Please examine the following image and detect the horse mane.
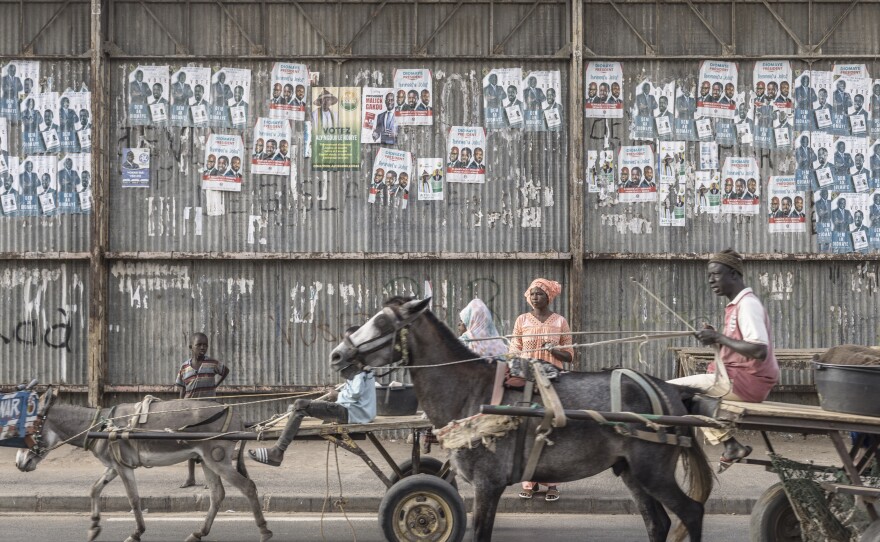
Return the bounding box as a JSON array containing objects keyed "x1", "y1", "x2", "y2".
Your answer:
[{"x1": 384, "y1": 296, "x2": 486, "y2": 361}]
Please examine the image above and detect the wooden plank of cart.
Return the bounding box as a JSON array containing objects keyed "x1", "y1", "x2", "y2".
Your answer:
[{"x1": 714, "y1": 400, "x2": 880, "y2": 541}]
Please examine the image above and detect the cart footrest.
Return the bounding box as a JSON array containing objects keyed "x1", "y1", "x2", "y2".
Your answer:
[{"x1": 819, "y1": 482, "x2": 880, "y2": 501}]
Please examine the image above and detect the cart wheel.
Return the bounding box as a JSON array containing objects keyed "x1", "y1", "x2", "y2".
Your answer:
[
  {"x1": 379, "y1": 474, "x2": 467, "y2": 542},
  {"x1": 749, "y1": 482, "x2": 802, "y2": 542},
  {"x1": 860, "y1": 519, "x2": 880, "y2": 541},
  {"x1": 390, "y1": 457, "x2": 458, "y2": 489}
]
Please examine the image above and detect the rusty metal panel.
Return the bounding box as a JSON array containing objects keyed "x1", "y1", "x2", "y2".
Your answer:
[
  {"x1": 112, "y1": 1, "x2": 185, "y2": 57},
  {"x1": 108, "y1": 59, "x2": 569, "y2": 254},
  {"x1": 106, "y1": 259, "x2": 567, "y2": 389},
  {"x1": 579, "y1": 259, "x2": 880, "y2": 380},
  {"x1": 813, "y1": 4, "x2": 880, "y2": 56},
  {"x1": 0, "y1": 261, "x2": 88, "y2": 386},
  {"x1": 0, "y1": 1, "x2": 91, "y2": 56}
]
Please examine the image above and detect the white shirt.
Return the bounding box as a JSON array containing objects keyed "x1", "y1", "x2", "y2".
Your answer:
[
  {"x1": 336, "y1": 371, "x2": 376, "y2": 424},
  {"x1": 727, "y1": 287, "x2": 769, "y2": 345}
]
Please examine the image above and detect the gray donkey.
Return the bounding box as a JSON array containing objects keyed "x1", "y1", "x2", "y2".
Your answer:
[{"x1": 15, "y1": 395, "x2": 272, "y2": 542}]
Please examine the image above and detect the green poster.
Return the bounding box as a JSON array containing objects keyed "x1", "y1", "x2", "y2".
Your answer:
[{"x1": 311, "y1": 87, "x2": 361, "y2": 171}]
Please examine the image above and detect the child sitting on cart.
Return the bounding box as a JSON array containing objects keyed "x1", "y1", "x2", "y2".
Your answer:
[{"x1": 250, "y1": 342, "x2": 376, "y2": 467}]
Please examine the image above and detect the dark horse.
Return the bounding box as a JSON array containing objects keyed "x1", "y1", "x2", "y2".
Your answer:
[{"x1": 331, "y1": 297, "x2": 713, "y2": 542}]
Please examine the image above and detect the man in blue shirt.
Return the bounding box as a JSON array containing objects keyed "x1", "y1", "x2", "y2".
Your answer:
[{"x1": 250, "y1": 343, "x2": 376, "y2": 467}]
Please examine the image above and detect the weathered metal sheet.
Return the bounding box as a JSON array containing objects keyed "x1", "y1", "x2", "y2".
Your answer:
[
  {"x1": 0, "y1": 261, "x2": 88, "y2": 386},
  {"x1": 106, "y1": 259, "x2": 567, "y2": 388},
  {"x1": 578, "y1": 260, "x2": 880, "y2": 380},
  {"x1": 0, "y1": 1, "x2": 91, "y2": 56}
]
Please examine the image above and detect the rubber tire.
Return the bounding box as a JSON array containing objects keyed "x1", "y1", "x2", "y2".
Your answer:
[
  {"x1": 860, "y1": 519, "x2": 880, "y2": 542},
  {"x1": 379, "y1": 474, "x2": 467, "y2": 542},
  {"x1": 390, "y1": 457, "x2": 458, "y2": 489},
  {"x1": 749, "y1": 482, "x2": 802, "y2": 542}
]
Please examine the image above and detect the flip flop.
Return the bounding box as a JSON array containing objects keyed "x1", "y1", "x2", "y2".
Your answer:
[
  {"x1": 545, "y1": 486, "x2": 560, "y2": 502},
  {"x1": 518, "y1": 484, "x2": 539, "y2": 499},
  {"x1": 249, "y1": 448, "x2": 282, "y2": 467},
  {"x1": 718, "y1": 445, "x2": 752, "y2": 473}
]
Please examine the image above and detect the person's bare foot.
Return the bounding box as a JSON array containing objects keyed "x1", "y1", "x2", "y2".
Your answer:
[{"x1": 179, "y1": 479, "x2": 196, "y2": 488}]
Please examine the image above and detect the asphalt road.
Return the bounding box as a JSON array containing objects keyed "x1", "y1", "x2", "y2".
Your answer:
[{"x1": 0, "y1": 512, "x2": 751, "y2": 541}]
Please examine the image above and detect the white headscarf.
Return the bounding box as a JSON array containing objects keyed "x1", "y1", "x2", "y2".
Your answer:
[{"x1": 459, "y1": 298, "x2": 508, "y2": 359}]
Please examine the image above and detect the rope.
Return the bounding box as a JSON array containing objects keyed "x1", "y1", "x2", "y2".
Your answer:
[
  {"x1": 320, "y1": 440, "x2": 357, "y2": 542},
  {"x1": 463, "y1": 329, "x2": 694, "y2": 342}
]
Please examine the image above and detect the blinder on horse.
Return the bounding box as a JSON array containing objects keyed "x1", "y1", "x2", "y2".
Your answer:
[{"x1": 25, "y1": 385, "x2": 58, "y2": 458}]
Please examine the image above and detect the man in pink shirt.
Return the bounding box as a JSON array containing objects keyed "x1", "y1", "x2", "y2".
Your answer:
[{"x1": 669, "y1": 249, "x2": 779, "y2": 472}]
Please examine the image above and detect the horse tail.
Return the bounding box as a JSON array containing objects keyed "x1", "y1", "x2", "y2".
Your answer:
[
  {"x1": 235, "y1": 441, "x2": 250, "y2": 479},
  {"x1": 669, "y1": 429, "x2": 713, "y2": 542}
]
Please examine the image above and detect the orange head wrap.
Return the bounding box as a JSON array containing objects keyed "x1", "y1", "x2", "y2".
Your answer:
[{"x1": 524, "y1": 278, "x2": 562, "y2": 307}]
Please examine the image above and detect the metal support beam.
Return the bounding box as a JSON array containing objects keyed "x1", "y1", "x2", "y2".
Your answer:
[
  {"x1": 21, "y1": 0, "x2": 71, "y2": 55},
  {"x1": 569, "y1": 0, "x2": 585, "y2": 369},
  {"x1": 215, "y1": 0, "x2": 265, "y2": 54},
  {"x1": 760, "y1": 0, "x2": 809, "y2": 53},
  {"x1": 341, "y1": 0, "x2": 388, "y2": 55},
  {"x1": 88, "y1": 0, "x2": 108, "y2": 408},
  {"x1": 138, "y1": 0, "x2": 190, "y2": 55},
  {"x1": 607, "y1": 0, "x2": 655, "y2": 55},
  {"x1": 683, "y1": 0, "x2": 732, "y2": 55},
  {"x1": 812, "y1": 0, "x2": 860, "y2": 52},
  {"x1": 416, "y1": 0, "x2": 465, "y2": 54},
  {"x1": 491, "y1": 0, "x2": 540, "y2": 54}
]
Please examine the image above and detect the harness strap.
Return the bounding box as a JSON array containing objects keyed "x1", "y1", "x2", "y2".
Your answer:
[
  {"x1": 179, "y1": 407, "x2": 230, "y2": 430},
  {"x1": 610, "y1": 369, "x2": 664, "y2": 415},
  {"x1": 108, "y1": 430, "x2": 140, "y2": 469},
  {"x1": 520, "y1": 360, "x2": 567, "y2": 482},
  {"x1": 490, "y1": 362, "x2": 507, "y2": 406},
  {"x1": 510, "y1": 380, "x2": 534, "y2": 484},
  {"x1": 82, "y1": 409, "x2": 103, "y2": 451}
]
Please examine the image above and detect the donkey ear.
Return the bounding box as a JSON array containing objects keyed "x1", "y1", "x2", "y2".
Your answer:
[{"x1": 402, "y1": 297, "x2": 431, "y2": 316}]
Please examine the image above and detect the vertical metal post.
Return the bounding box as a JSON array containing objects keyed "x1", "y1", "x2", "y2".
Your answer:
[
  {"x1": 88, "y1": 0, "x2": 108, "y2": 408},
  {"x1": 568, "y1": 0, "x2": 585, "y2": 368}
]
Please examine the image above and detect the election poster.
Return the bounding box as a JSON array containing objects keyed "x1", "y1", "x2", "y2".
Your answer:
[
  {"x1": 869, "y1": 189, "x2": 880, "y2": 250},
  {"x1": 794, "y1": 132, "x2": 815, "y2": 190},
  {"x1": 251, "y1": 117, "x2": 292, "y2": 175},
  {"x1": 832, "y1": 136, "x2": 867, "y2": 192},
  {"x1": 810, "y1": 131, "x2": 834, "y2": 189},
  {"x1": 169, "y1": 67, "x2": 210, "y2": 127},
  {"x1": 716, "y1": 91, "x2": 746, "y2": 146},
  {"x1": 362, "y1": 87, "x2": 397, "y2": 144},
  {"x1": 202, "y1": 134, "x2": 244, "y2": 192},
  {"x1": 793, "y1": 72, "x2": 818, "y2": 131},
  {"x1": 870, "y1": 141, "x2": 880, "y2": 189},
  {"x1": 209, "y1": 67, "x2": 250, "y2": 129},
  {"x1": 0, "y1": 119, "x2": 6, "y2": 175},
  {"x1": 697, "y1": 61, "x2": 738, "y2": 119},
  {"x1": 446, "y1": 126, "x2": 486, "y2": 184},
  {"x1": 483, "y1": 68, "x2": 522, "y2": 130},
  {"x1": 658, "y1": 141, "x2": 686, "y2": 181},
  {"x1": 696, "y1": 117, "x2": 713, "y2": 141},
  {"x1": 0, "y1": 157, "x2": 19, "y2": 216},
  {"x1": 59, "y1": 90, "x2": 90, "y2": 153},
  {"x1": 809, "y1": 71, "x2": 834, "y2": 133},
  {"x1": 846, "y1": 77, "x2": 871, "y2": 137},
  {"x1": 829, "y1": 192, "x2": 867, "y2": 254},
  {"x1": 18, "y1": 155, "x2": 56, "y2": 216},
  {"x1": 120, "y1": 147, "x2": 150, "y2": 188},
  {"x1": 311, "y1": 87, "x2": 361, "y2": 171},
  {"x1": 830, "y1": 64, "x2": 869, "y2": 136},
  {"x1": 767, "y1": 176, "x2": 806, "y2": 233},
  {"x1": 870, "y1": 81, "x2": 880, "y2": 139},
  {"x1": 699, "y1": 141, "x2": 718, "y2": 171},
  {"x1": 813, "y1": 188, "x2": 834, "y2": 249},
  {"x1": 617, "y1": 145, "x2": 657, "y2": 203},
  {"x1": 394, "y1": 69, "x2": 433, "y2": 126},
  {"x1": 753, "y1": 61, "x2": 792, "y2": 111},
  {"x1": 417, "y1": 157, "x2": 444, "y2": 201},
  {"x1": 630, "y1": 80, "x2": 658, "y2": 141},
  {"x1": 655, "y1": 82, "x2": 676, "y2": 141},
  {"x1": 368, "y1": 148, "x2": 413, "y2": 209},
  {"x1": 58, "y1": 153, "x2": 90, "y2": 213},
  {"x1": 269, "y1": 62, "x2": 309, "y2": 121},
  {"x1": 734, "y1": 94, "x2": 754, "y2": 145},
  {"x1": 521, "y1": 70, "x2": 562, "y2": 132},
  {"x1": 584, "y1": 62, "x2": 624, "y2": 119},
  {"x1": 127, "y1": 65, "x2": 169, "y2": 126},
  {"x1": 21, "y1": 92, "x2": 59, "y2": 154},
  {"x1": 1, "y1": 60, "x2": 39, "y2": 121},
  {"x1": 694, "y1": 170, "x2": 721, "y2": 215},
  {"x1": 658, "y1": 178, "x2": 686, "y2": 227},
  {"x1": 721, "y1": 156, "x2": 760, "y2": 214},
  {"x1": 674, "y1": 80, "x2": 698, "y2": 140},
  {"x1": 587, "y1": 149, "x2": 614, "y2": 194}
]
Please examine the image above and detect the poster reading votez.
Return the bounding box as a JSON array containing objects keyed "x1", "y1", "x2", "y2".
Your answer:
[
  {"x1": 697, "y1": 61, "x2": 738, "y2": 119},
  {"x1": 202, "y1": 134, "x2": 244, "y2": 192},
  {"x1": 394, "y1": 69, "x2": 433, "y2": 126},
  {"x1": 584, "y1": 62, "x2": 624, "y2": 119},
  {"x1": 446, "y1": 126, "x2": 486, "y2": 183}
]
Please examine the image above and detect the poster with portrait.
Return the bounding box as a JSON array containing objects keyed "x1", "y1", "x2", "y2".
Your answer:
[
  {"x1": 520, "y1": 70, "x2": 561, "y2": 132},
  {"x1": 362, "y1": 87, "x2": 397, "y2": 144},
  {"x1": 394, "y1": 69, "x2": 433, "y2": 126},
  {"x1": 21, "y1": 92, "x2": 59, "y2": 154},
  {"x1": 120, "y1": 147, "x2": 150, "y2": 188},
  {"x1": 870, "y1": 140, "x2": 880, "y2": 189},
  {"x1": 368, "y1": 148, "x2": 413, "y2": 208},
  {"x1": 793, "y1": 72, "x2": 818, "y2": 131},
  {"x1": 202, "y1": 134, "x2": 244, "y2": 192},
  {"x1": 208, "y1": 67, "x2": 249, "y2": 129},
  {"x1": 0, "y1": 119, "x2": 7, "y2": 174},
  {"x1": 829, "y1": 192, "x2": 867, "y2": 254},
  {"x1": 754, "y1": 61, "x2": 792, "y2": 111},
  {"x1": 251, "y1": 117, "x2": 292, "y2": 176},
  {"x1": 846, "y1": 77, "x2": 871, "y2": 137},
  {"x1": 127, "y1": 65, "x2": 169, "y2": 126},
  {"x1": 830, "y1": 64, "x2": 869, "y2": 136},
  {"x1": 57, "y1": 153, "x2": 89, "y2": 213},
  {"x1": 715, "y1": 93, "x2": 744, "y2": 147},
  {"x1": 658, "y1": 178, "x2": 686, "y2": 227},
  {"x1": 268, "y1": 62, "x2": 309, "y2": 121},
  {"x1": 721, "y1": 156, "x2": 760, "y2": 214},
  {"x1": 0, "y1": 157, "x2": 19, "y2": 216},
  {"x1": 697, "y1": 61, "x2": 738, "y2": 119},
  {"x1": 809, "y1": 131, "x2": 834, "y2": 189},
  {"x1": 850, "y1": 141, "x2": 872, "y2": 194},
  {"x1": 587, "y1": 149, "x2": 614, "y2": 194},
  {"x1": 483, "y1": 68, "x2": 522, "y2": 130},
  {"x1": 17, "y1": 155, "x2": 56, "y2": 216},
  {"x1": 767, "y1": 176, "x2": 806, "y2": 233},
  {"x1": 868, "y1": 189, "x2": 880, "y2": 250},
  {"x1": 657, "y1": 141, "x2": 686, "y2": 181},
  {"x1": 793, "y1": 132, "x2": 815, "y2": 190},
  {"x1": 417, "y1": 157, "x2": 444, "y2": 201},
  {"x1": 832, "y1": 136, "x2": 867, "y2": 192},
  {"x1": 674, "y1": 80, "x2": 698, "y2": 140},
  {"x1": 695, "y1": 117, "x2": 714, "y2": 141},
  {"x1": 584, "y1": 62, "x2": 624, "y2": 119},
  {"x1": 699, "y1": 141, "x2": 718, "y2": 171},
  {"x1": 1, "y1": 60, "x2": 39, "y2": 121},
  {"x1": 617, "y1": 145, "x2": 657, "y2": 203},
  {"x1": 311, "y1": 87, "x2": 361, "y2": 171},
  {"x1": 446, "y1": 126, "x2": 486, "y2": 184},
  {"x1": 733, "y1": 93, "x2": 754, "y2": 145},
  {"x1": 58, "y1": 90, "x2": 90, "y2": 153},
  {"x1": 168, "y1": 67, "x2": 210, "y2": 127},
  {"x1": 630, "y1": 80, "x2": 658, "y2": 141},
  {"x1": 869, "y1": 81, "x2": 880, "y2": 139},
  {"x1": 694, "y1": 170, "x2": 721, "y2": 215},
  {"x1": 806, "y1": 71, "x2": 834, "y2": 133}
]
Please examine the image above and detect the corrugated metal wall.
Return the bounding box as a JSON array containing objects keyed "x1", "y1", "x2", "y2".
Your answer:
[{"x1": 1, "y1": 1, "x2": 878, "y2": 414}]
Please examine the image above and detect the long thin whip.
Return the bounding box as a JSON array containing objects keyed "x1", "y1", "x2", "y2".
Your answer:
[{"x1": 629, "y1": 277, "x2": 698, "y2": 332}]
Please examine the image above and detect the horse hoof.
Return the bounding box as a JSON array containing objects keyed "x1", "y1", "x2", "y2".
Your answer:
[
  {"x1": 260, "y1": 531, "x2": 273, "y2": 542},
  {"x1": 87, "y1": 527, "x2": 101, "y2": 542},
  {"x1": 185, "y1": 533, "x2": 202, "y2": 542}
]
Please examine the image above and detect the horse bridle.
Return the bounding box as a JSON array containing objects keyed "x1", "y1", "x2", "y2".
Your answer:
[
  {"x1": 25, "y1": 386, "x2": 58, "y2": 458},
  {"x1": 342, "y1": 305, "x2": 429, "y2": 372}
]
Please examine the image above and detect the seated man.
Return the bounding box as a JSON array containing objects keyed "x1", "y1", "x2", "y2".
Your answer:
[
  {"x1": 668, "y1": 249, "x2": 779, "y2": 473},
  {"x1": 249, "y1": 340, "x2": 376, "y2": 467}
]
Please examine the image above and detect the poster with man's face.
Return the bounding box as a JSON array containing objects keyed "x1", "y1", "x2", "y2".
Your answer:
[
  {"x1": 617, "y1": 145, "x2": 657, "y2": 203},
  {"x1": 169, "y1": 67, "x2": 210, "y2": 127},
  {"x1": 446, "y1": 126, "x2": 486, "y2": 184},
  {"x1": 368, "y1": 147, "x2": 413, "y2": 208},
  {"x1": 767, "y1": 175, "x2": 806, "y2": 233},
  {"x1": 210, "y1": 67, "x2": 250, "y2": 128},
  {"x1": 127, "y1": 65, "x2": 169, "y2": 126},
  {"x1": 20, "y1": 92, "x2": 59, "y2": 155},
  {"x1": 59, "y1": 90, "x2": 91, "y2": 153},
  {"x1": 251, "y1": 117, "x2": 292, "y2": 176},
  {"x1": 268, "y1": 62, "x2": 310, "y2": 121},
  {"x1": 720, "y1": 156, "x2": 760, "y2": 215},
  {"x1": 58, "y1": 152, "x2": 91, "y2": 213},
  {"x1": 394, "y1": 69, "x2": 433, "y2": 127},
  {"x1": 417, "y1": 157, "x2": 444, "y2": 201},
  {"x1": 202, "y1": 134, "x2": 244, "y2": 192},
  {"x1": 483, "y1": 68, "x2": 523, "y2": 130},
  {"x1": 1, "y1": 60, "x2": 39, "y2": 121},
  {"x1": 520, "y1": 70, "x2": 562, "y2": 132},
  {"x1": 584, "y1": 62, "x2": 624, "y2": 119},
  {"x1": 362, "y1": 87, "x2": 398, "y2": 144},
  {"x1": 697, "y1": 61, "x2": 738, "y2": 119}
]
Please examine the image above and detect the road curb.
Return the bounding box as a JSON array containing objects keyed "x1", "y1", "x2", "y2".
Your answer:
[{"x1": 0, "y1": 495, "x2": 756, "y2": 515}]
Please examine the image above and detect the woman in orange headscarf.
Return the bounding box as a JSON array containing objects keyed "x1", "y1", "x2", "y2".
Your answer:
[{"x1": 509, "y1": 278, "x2": 574, "y2": 502}]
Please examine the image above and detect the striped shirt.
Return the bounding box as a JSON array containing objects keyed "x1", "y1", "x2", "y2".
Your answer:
[{"x1": 175, "y1": 358, "x2": 227, "y2": 398}]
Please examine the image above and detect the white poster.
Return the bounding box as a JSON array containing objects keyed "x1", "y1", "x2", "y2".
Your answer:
[
  {"x1": 699, "y1": 141, "x2": 718, "y2": 171},
  {"x1": 18, "y1": 155, "x2": 57, "y2": 215},
  {"x1": 202, "y1": 134, "x2": 244, "y2": 192},
  {"x1": 694, "y1": 170, "x2": 721, "y2": 214},
  {"x1": 59, "y1": 90, "x2": 90, "y2": 153},
  {"x1": 394, "y1": 68, "x2": 433, "y2": 126},
  {"x1": 617, "y1": 145, "x2": 657, "y2": 203},
  {"x1": 521, "y1": 70, "x2": 562, "y2": 132},
  {"x1": 659, "y1": 178, "x2": 686, "y2": 227},
  {"x1": 584, "y1": 62, "x2": 624, "y2": 119},
  {"x1": 21, "y1": 92, "x2": 59, "y2": 154},
  {"x1": 169, "y1": 67, "x2": 210, "y2": 127},
  {"x1": 369, "y1": 148, "x2": 413, "y2": 208},
  {"x1": 417, "y1": 158, "x2": 444, "y2": 201},
  {"x1": 362, "y1": 87, "x2": 397, "y2": 144},
  {"x1": 446, "y1": 126, "x2": 486, "y2": 183},
  {"x1": 1, "y1": 60, "x2": 39, "y2": 121},
  {"x1": 768, "y1": 176, "x2": 807, "y2": 233},
  {"x1": 484, "y1": 68, "x2": 523, "y2": 130},
  {"x1": 251, "y1": 117, "x2": 292, "y2": 176},
  {"x1": 697, "y1": 61, "x2": 738, "y2": 119},
  {"x1": 269, "y1": 62, "x2": 309, "y2": 121},
  {"x1": 208, "y1": 67, "x2": 250, "y2": 128},
  {"x1": 658, "y1": 141, "x2": 686, "y2": 181},
  {"x1": 721, "y1": 156, "x2": 760, "y2": 214},
  {"x1": 127, "y1": 65, "x2": 169, "y2": 126}
]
